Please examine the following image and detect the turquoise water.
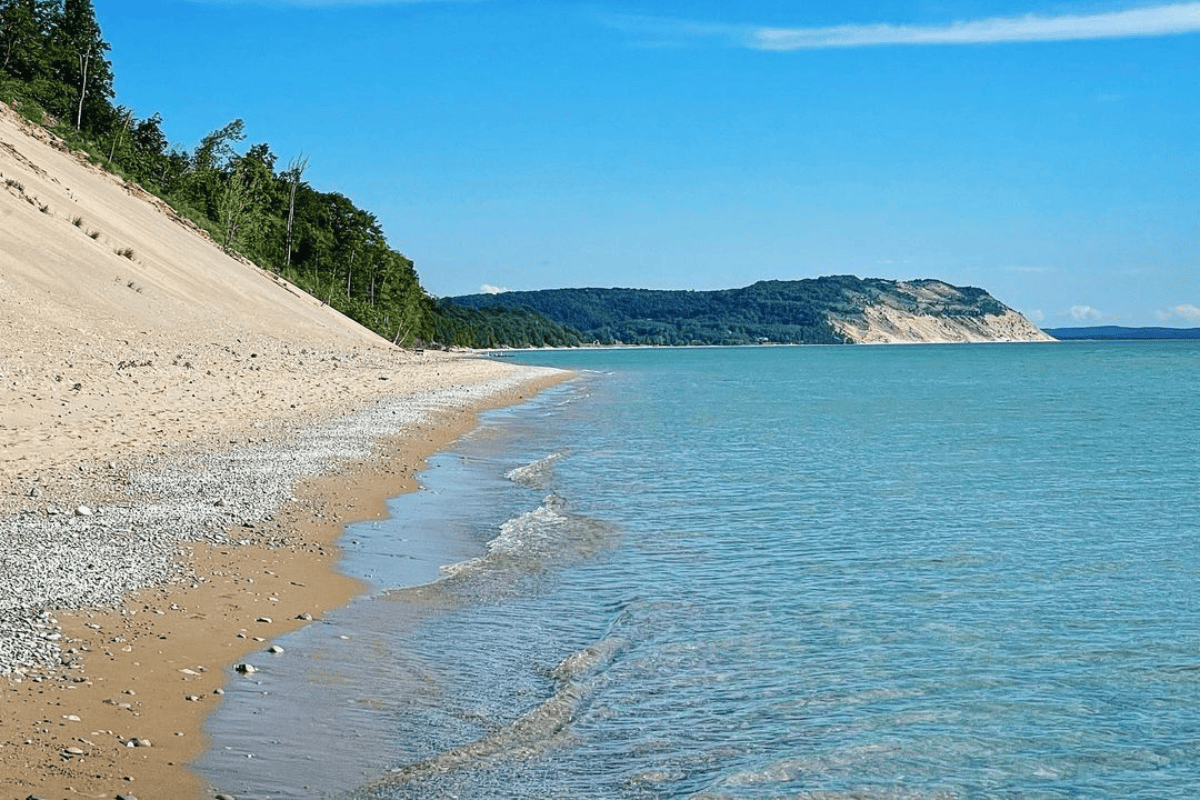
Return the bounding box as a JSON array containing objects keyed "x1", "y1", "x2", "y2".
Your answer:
[{"x1": 201, "y1": 342, "x2": 1200, "y2": 799}]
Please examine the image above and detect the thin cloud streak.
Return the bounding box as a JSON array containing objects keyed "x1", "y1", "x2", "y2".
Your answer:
[
  {"x1": 757, "y1": 3, "x2": 1200, "y2": 49},
  {"x1": 608, "y1": 4, "x2": 1200, "y2": 50}
]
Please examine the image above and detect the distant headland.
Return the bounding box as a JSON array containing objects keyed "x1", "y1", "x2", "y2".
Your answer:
[{"x1": 451, "y1": 277, "x2": 1053, "y2": 346}]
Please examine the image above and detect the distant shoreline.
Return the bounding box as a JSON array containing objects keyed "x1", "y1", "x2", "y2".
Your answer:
[
  {"x1": 481, "y1": 338, "x2": 1058, "y2": 356},
  {"x1": 481, "y1": 330, "x2": 1200, "y2": 353},
  {"x1": 1043, "y1": 326, "x2": 1200, "y2": 340}
]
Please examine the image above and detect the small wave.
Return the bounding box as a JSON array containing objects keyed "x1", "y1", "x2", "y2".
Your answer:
[
  {"x1": 363, "y1": 631, "x2": 627, "y2": 792},
  {"x1": 435, "y1": 493, "x2": 614, "y2": 591},
  {"x1": 505, "y1": 453, "x2": 563, "y2": 490},
  {"x1": 381, "y1": 493, "x2": 617, "y2": 610},
  {"x1": 551, "y1": 634, "x2": 627, "y2": 683}
]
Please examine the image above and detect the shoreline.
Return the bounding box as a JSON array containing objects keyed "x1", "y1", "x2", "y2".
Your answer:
[
  {"x1": 2, "y1": 94, "x2": 577, "y2": 798},
  {"x1": 0, "y1": 363, "x2": 569, "y2": 800}
]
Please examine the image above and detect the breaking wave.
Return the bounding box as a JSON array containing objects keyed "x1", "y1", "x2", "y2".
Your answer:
[
  {"x1": 504, "y1": 453, "x2": 563, "y2": 490},
  {"x1": 430, "y1": 493, "x2": 615, "y2": 602}
]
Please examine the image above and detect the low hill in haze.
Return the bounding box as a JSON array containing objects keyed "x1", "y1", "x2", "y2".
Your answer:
[
  {"x1": 1044, "y1": 326, "x2": 1200, "y2": 340},
  {"x1": 451, "y1": 277, "x2": 1053, "y2": 346}
]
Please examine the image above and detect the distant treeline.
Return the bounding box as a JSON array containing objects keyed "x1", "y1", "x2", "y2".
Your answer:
[
  {"x1": 453, "y1": 277, "x2": 1009, "y2": 346},
  {"x1": 0, "y1": 0, "x2": 555, "y2": 349},
  {"x1": 430, "y1": 300, "x2": 583, "y2": 348}
]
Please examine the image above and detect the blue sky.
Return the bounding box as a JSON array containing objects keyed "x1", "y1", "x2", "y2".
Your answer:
[{"x1": 98, "y1": 1, "x2": 1198, "y2": 327}]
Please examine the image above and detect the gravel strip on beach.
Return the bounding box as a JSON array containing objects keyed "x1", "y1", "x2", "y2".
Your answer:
[{"x1": 0, "y1": 366, "x2": 560, "y2": 677}]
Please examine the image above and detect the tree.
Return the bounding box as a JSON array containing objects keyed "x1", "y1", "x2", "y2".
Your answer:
[
  {"x1": 217, "y1": 142, "x2": 275, "y2": 254},
  {"x1": 49, "y1": 0, "x2": 113, "y2": 131},
  {"x1": 192, "y1": 118, "x2": 245, "y2": 174},
  {"x1": 106, "y1": 102, "x2": 131, "y2": 161},
  {"x1": 0, "y1": 0, "x2": 51, "y2": 81},
  {"x1": 128, "y1": 111, "x2": 170, "y2": 184},
  {"x1": 186, "y1": 118, "x2": 245, "y2": 217},
  {"x1": 282, "y1": 154, "x2": 308, "y2": 269}
]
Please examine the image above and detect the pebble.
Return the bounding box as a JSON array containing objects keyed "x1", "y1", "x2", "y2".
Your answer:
[
  {"x1": 0, "y1": 370, "x2": 559, "y2": 677},
  {"x1": 235, "y1": 663, "x2": 257, "y2": 675},
  {"x1": 268, "y1": 645, "x2": 284, "y2": 654}
]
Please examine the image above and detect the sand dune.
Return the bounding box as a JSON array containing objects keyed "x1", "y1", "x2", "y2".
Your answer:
[
  {"x1": 0, "y1": 101, "x2": 561, "y2": 798},
  {"x1": 0, "y1": 101, "x2": 531, "y2": 510}
]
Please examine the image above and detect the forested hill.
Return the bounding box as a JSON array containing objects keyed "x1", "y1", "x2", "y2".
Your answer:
[{"x1": 451, "y1": 277, "x2": 1052, "y2": 346}]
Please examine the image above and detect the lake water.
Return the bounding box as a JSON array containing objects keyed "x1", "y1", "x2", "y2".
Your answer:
[{"x1": 198, "y1": 342, "x2": 1200, "y2": 799}]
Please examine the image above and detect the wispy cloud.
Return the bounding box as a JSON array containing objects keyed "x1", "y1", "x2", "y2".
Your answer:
[
  {"x1": 481, "y1": 284, "x2": 510, "y2": 295},
  {"x1": 606, "y1": 3, "x2": 1200, "y2": 50},
  {"x1": 1156, "y1": 303, "x2": 1200, "y2": 323},
  {"x1": 1070, "y1": 304, "x2": 1103, "y2": 322}
]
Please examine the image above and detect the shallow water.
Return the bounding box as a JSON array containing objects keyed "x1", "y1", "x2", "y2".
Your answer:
[{"x1": 200, "y1": 342, "x2": 1200, "y2": 799}]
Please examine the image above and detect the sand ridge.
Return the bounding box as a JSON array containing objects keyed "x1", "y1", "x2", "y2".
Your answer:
[{"x1": 1, "y1": 98, "x2": 461, "y2": 507}]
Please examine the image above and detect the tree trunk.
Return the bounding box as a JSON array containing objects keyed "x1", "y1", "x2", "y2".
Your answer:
[
  {"x1": 283, "y1": 156, "x2": 307, "y2": 269},
  {"x1": 75, "y1": 46, "x2": 91, "y2": 130},
  {"x1": 285, "y1": 181, "x2": 297, "y2": 268},
  {"x1": 108, "y1": 109, "x2": 132, "y2": 163}
]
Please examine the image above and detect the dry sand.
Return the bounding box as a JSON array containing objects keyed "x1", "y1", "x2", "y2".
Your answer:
[{"x1": 0, "y1": 101, "x2": 567, "y2": 798}]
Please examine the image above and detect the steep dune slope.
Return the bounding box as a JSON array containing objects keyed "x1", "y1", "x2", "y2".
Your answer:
[
  {"x1": 0, "y1": 102, "x2": 501, "y2": 508},
  {"x1": 828, "y1": 279, "x2": 1054, "y2": 344},
  {"x1": 0, "y1": 102, "x2": 382, "y2": 347}
]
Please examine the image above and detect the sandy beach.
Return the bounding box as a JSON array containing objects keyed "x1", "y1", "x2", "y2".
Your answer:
[{"x1": 0, "y1": 101, "x2": 566, "y2": 798}]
